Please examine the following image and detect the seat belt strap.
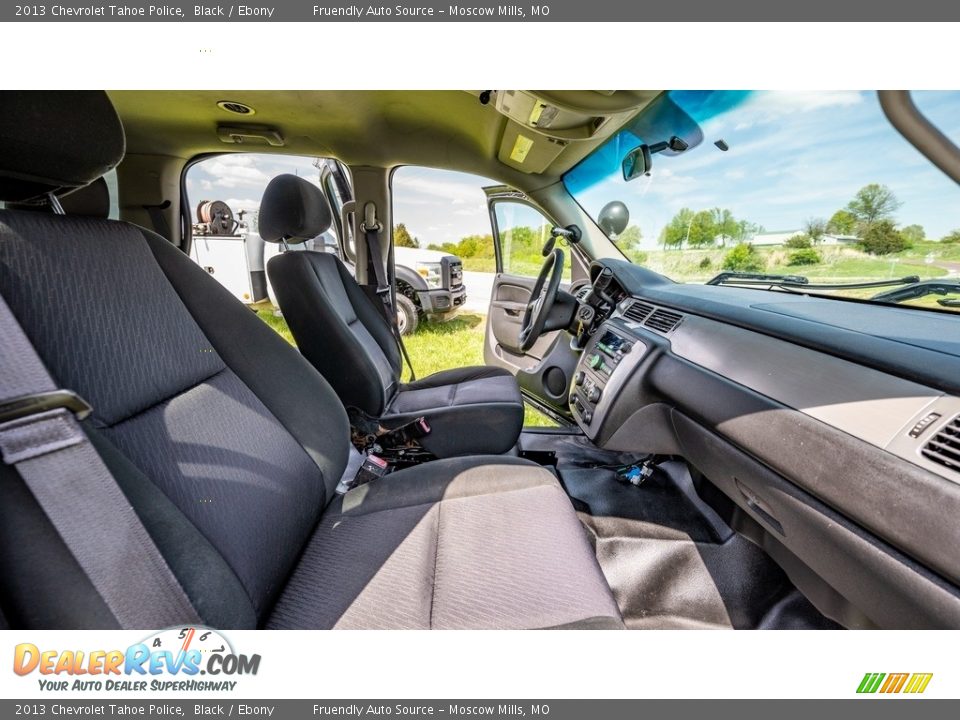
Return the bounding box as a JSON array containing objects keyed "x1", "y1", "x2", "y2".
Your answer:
[
  {"x1": 0, "y1": 294, "x2": 201, "y2": 629},
  {"x1": 362, "y1": 204, "x2": 416, "y2": 381},
  {"x1": 142, "y1": 200, "x2": 172, "y2": 240}
]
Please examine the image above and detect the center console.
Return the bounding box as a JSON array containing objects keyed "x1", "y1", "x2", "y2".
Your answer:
[{"x1": 569, "y1": 321, "x2": 647, "y2": 438}]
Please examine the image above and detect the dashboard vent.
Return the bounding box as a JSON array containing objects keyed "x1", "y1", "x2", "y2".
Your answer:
[
  {"x1": 644, "y1": 308, "x2": 684, "y2": 334},
  {"x1": 922, "y1": 415, "x2": 960, "y2": 473},
  {"x1": 623, "y1": 300, "x2": 655, "y2": 323}
]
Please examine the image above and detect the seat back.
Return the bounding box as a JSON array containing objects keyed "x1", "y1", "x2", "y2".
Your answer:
[
  {"x1": 0, "y1": 92, "x2": 350, "y2": 628},
  {"x1": 261, "y1": 174, "x2": 402, "y2": 416}
]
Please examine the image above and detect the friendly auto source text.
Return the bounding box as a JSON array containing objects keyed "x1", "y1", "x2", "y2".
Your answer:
[
  {"x1": 312, "y1": 5, "x2": 549, "y2": 17},
  {"x1": 312, "y1": 706, "x2": 544, "y2": 716}
]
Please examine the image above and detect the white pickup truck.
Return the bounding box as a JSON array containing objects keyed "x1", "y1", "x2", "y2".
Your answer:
[{"x1": 189, "y1": 200, "x2": 465, "y2": 335}]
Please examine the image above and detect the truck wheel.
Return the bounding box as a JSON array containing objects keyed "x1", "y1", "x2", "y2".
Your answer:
[{"x1": 396, "y1": 294, "x2": 419, "y2": 336}]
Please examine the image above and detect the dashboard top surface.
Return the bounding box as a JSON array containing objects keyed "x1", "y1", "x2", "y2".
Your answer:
[{"x1": 592, "y1": 259, "x2": 960, "y2": 395}]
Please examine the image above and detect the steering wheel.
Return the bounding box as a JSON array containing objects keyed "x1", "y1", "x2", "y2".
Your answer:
[{"x1": 519, "y1": 248, "x2": 565, "y2": 352}]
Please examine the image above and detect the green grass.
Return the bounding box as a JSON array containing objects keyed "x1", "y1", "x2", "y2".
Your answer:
[
  {"x1": 897, "y1": 240, "x2": 960, "y2": 263},
  {"x1": 460, "y1": 255, "x2": 572, "y2": 280},
  {"x1": 255, "y1": 305, "x2": 295, "y2": 344},
  {"x1": 255, "y1": 308, "x2": 556, "y2": 427},
  {"x1": 644, "y1": 244, "x2": 950, "y2": 285}
]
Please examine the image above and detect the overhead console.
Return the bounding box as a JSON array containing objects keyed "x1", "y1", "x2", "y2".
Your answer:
[{"x1": 480, "y1": 90, "x2": 658, "y2": 174}]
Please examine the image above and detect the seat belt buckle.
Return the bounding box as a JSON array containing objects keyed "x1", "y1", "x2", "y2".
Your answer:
[
  {"x1": 377, "y1": 416, "x2": 431, "y2": 449},
  {"x1": 0, "y1": 390, "x2": 92, "y2": 424},
  {"x1": 339, "y1": 453, "x2": 390, "y2": 493}
]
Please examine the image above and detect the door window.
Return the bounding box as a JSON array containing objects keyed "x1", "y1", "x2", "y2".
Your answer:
[
  {"x1": 183, "y1": 153, "x2": 338, "y2": 304},
  {"x1": 493, "y1": 200, "x2": 572, "y2": 280}
]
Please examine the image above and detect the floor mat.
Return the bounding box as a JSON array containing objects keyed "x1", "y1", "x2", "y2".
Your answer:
[
  {"x1": 535, "y1": 437, "x2": 839, "y2": 630},
  {"x1": 518, "y1": 430, "x2": 642, "y2": 469},
  {"x1": 560, "y1": 465, "x2": 720, "y2": 543}
]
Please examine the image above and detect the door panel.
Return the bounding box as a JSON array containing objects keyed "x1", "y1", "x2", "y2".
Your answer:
[
  {"x1": 486, "y1": 274, "x2": 561, "y2": 362},
  {"x1": 482, "y1": 188, "x2": 578, "y2": 419}
]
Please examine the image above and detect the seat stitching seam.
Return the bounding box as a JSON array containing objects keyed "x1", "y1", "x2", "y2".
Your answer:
[
  {"x1": 337, "y1": 481, "x2": 560, "y2": 518},
  {"x1": 302, "y1": 252, "x2": 390, "y2": 411},
  {"x1": 384, "y1": 400, "x2": 522, "y2": 415},
  {"x1": 429, "y1": 501, "x2": 441, "y2": 630},
  {"x1": 103, "y1": 367, "x2": 229, "y2": 429}
]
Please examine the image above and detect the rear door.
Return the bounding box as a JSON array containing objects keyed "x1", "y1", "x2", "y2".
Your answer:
[{"x1": 482, "y1": 187, "x2": 587, "y2": 419}]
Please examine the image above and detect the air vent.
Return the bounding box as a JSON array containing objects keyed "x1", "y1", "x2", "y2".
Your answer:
[
  {"x1": 623, "y1": 300, "x2": 654, "y2": 323},
  {"x1": 922, "y1": 415, "x2": 960, "y2": 473},
  {"x1": 644, "y1": 308, "x2": 684, "y2": 334},
  {"x1": 217, "y1": 100, "x2": 255, "y2": 116},
  {"x1": 575, "y1": 285, "x2": 591, "y2": 301}
]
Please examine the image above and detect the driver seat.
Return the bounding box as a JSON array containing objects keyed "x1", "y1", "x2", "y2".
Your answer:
[{"x1": 262, "y1": 174, "x2": 524, "y2": 458}]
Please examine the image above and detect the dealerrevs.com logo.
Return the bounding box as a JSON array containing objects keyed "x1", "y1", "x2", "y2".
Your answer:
[{"x1": 13, "y1": 627, "x2": 261, "y2": 693}]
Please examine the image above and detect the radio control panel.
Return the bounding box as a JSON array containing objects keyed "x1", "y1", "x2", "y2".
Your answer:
[{"x1": 570, "y1": 323, "x2": 646, "y2": 437}]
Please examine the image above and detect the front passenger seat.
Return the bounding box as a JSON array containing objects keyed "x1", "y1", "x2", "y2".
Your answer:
[{"x1": 262, "y1": 173, "x2": 524, "y2": 458}]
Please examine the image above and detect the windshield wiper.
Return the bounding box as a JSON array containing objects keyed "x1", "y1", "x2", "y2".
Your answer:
[
  {"x1": 871, "y1": 278, "x2": 960, "y2": 304},
  {"x1": 706, "y1": 272, "x2": 809, "y2": 286},
  {"x1": 706, "y1": 271, "x2": 922, "y2": 291}
]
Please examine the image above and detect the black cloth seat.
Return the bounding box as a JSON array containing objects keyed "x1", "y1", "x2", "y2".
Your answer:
[
  {"x1": 260, "y1": 173, "x2": 524, "y2": 458},
  {"x1": 268, "y1": 456, "x2": 621, "y2": 629},
  {"x1": 0, "y1": 91, "x2": 622, "y2": 630}
]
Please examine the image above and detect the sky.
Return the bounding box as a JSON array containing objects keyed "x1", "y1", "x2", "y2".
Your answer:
[
  {"x1": 568, "y1": 91, "x2": 960, "y2": 248},
  {"x1": 185, "y1": 91, "x2": 960, "y2": 250},
  {"x1": 185, "y1": 155, "x2": 497, "y2": 246}
]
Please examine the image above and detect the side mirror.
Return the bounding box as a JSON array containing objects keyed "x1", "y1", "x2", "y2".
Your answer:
[
  {"x1": 598, "y1": 201, "x2": 630, "y2": 238},
  {"x1": 622, "y1": 144, "x2": 652, "y2": 181}
]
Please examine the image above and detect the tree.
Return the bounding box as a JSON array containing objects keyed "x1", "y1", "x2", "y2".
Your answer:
[
  {"x1": 943, "y1": 229, "x2": 960, "y2": 244},
  {"x1": 858, "y1": 220, "x2": 909, "y2": 255},
  {"x1": 827, "y1": 209, "x2": 857, "y2": 236},
  {"x1": 659, "y1": 208, "x2": 696, "y2": 249},
  {"x1": 845, "y1": 184, "x2": 902, "y2": 231},
  {"x1": 900, "y1": 224, "x2": 926, "y2": 245},
  {"x1": 393, "y1": 223, "x2": 419, "y2": 248},
  {"x1": 787, "y1": 248, "x2": 822, "y2": 266},
  {"x1": 785, "y1": 233, "x2": 813, "y2": 249},
  {"x1": 803, "y1": 217, "x2": 828, "y2": 244},
  {"x1": 711, "y1": 208, "x2": 738, "y2": 246},
  {"x1": 722, "y1": 243, "x2": 764, "y2": 272},
  {"x1": 617, "y1": 224, "x2": 642, "y2": 249},
  {"x1": 733, "y1": 219, "x2": 763, "y2": 243},
  {"x1": 687, "y1": 210, "x2": 718, "y2": 248}
]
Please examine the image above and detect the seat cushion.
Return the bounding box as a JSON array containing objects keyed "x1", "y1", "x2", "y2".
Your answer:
[
  {"x1": 267, "y1": 456, "x2": 623, "y2": 630},
  {"x1": 387, "y1": 366, "x2": 524, "y2": 457}
]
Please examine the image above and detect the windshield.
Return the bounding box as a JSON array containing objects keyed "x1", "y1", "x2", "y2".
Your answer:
[{"x1": 563, "y1": 91, "x2": 960, "y2": 313}]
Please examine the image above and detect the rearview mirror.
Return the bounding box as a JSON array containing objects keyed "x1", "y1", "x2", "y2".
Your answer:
[
  {"x1": 598, "y1": 201, "x2": 630, "y2": 238},
  {"x1": 622, "y1": 144, "x2": 651, "y2": 181}
]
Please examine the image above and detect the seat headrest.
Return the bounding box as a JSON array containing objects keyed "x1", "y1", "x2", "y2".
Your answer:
[
  {"x1": 6, "y1": 177, "x2": 111, "y2": 218},
  {"x1": 0, "y1": 91, "x2": 125, "y2": 203},
  {"x1": 259, "y1": 174, "x2": 333, "y2": 244}
]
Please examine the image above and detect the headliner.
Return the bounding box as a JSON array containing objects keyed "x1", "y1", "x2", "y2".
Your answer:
[{"x1": 107, "y1": 90, "x2": 658, "y2": 193}]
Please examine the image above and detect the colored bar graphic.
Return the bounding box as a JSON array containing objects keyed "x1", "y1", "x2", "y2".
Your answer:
[
  {"x1": 903, "y1": 673, "x2": 934, "y2": 694},
  {"x1": 857, "y1": 673, "x2": 886, "y2": 693},
  {"x1": 880, "y1": 673, "x2": 909, "y2": 693},
  {"x1": 857, "y1": 672, "x2": 932, "y2": 694}
]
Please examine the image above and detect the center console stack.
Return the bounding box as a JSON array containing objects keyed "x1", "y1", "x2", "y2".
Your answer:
[{"x1": 569, "y1": 321, "x2": 647, "y2": 439}]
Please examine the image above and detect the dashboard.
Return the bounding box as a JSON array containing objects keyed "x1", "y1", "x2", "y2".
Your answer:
[{"x1": 570, "y1": 258, "x2": 960, "y2": 629}]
